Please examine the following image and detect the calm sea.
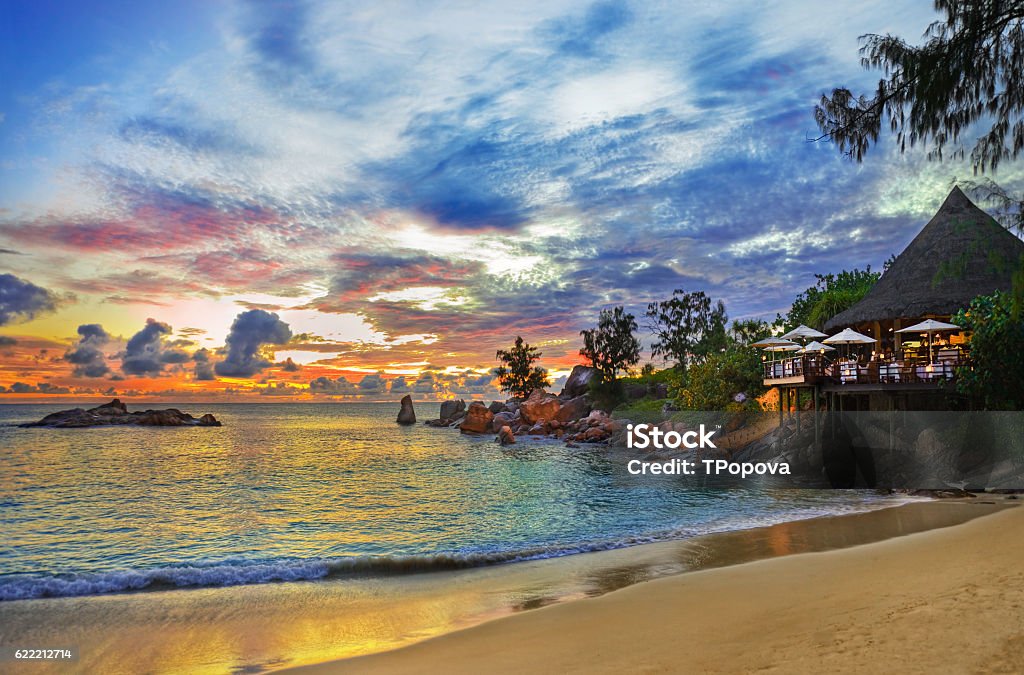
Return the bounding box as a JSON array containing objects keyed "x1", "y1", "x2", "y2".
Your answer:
[{"x1": 0, "y1": 402, "x2": 898, "y2": 601}]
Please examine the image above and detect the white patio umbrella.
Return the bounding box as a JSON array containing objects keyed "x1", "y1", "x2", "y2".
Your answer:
[
  {"x1": 764, "y1": 343, "x2": 802, "y2": 352},
  {"x1": 897, "y1": 319, "x2": 960, "y2": 364},
  {"x1": 750, "y1": 337, "x2": 800, "y2": 348},
  {"x1": 824, "y1": 328, "x2": 875, "y2": 360},
  {"x1": 781, "y1": 324, "x2": 828, "y2": 344},
  {"x1": 799, "y1": 340, "x2": 836, "y2": 354},
  {"x1": 751, "y1": 337, "x2": 800, "y2": 375}
]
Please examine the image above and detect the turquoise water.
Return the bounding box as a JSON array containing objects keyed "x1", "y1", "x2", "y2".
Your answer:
[{"x1": 0, "y1": 402, "x2": 897, "y2": 601}]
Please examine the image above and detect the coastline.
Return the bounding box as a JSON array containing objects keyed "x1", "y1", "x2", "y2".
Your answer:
[
  {"x1": 1, "y1": 497, "x2": 1011, "y2": 674},
  {"x1": 284, "y1": 497, "x2": 1022, "y2": 675}
]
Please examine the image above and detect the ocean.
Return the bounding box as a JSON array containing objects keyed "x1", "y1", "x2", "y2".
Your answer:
[{"x1": 0, "y1": 402, "x2": 902, "y2": 603}]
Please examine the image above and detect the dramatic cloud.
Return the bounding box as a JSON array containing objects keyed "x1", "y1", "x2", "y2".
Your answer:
[
  {"x1": 0, "y1": 336, "x2": 17, "y2": 346},
  {"x1": 357, "y1": 372, "x2": 387, "y2": 394},
  {"x1": 192, "y1": 348, "x2": 216, "y2": 381},
  {"x1": 4, "y1": 1, "x2": 1019, "y2": 398},
  {"x1": 308, "y1": 375, "x2": 358, "y2": 395},
  {"x1": 122, "y1": 319, "x2": 173, "y2": 376},
  {"x1": 0, "y1": 274, "x2": 60, "y2": 325},
  {"x1": 279, "y1": 357, "x2": 300, "y2": 372},
  {"x1": 215, "y1": 309, "x2": 293, "y2": 378},
  {"x1": 3, "y1": 381, "x2": 72, "y2": 395},
  {"x1": 65, "y1": 323, "x2": 111, "y2": 378}
]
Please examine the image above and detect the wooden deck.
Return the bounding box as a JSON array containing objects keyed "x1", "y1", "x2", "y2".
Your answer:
[{"x1": 763, "y1": 355, "x2": 959, "y2": 388}]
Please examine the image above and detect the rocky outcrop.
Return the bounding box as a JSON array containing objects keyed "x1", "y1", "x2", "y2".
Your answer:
[
  {"x1": 397, "y1": 395, "x2": 416, "y2": 425},
  {"x1": 497, "y1": 425, "x2": 515, "y2": 445},
  {"x1": 21, "y1": 399, "x2": 221, "y2": 428},
  {"x1": 426, "y1": 399, "x2": 467, "y2": 427},
  {"x1": 520, "y1": 389, "x2": 561, "y2": 425},
  {"x1": 440, "y1": 399, "x2": 466, "y2": 421},
  {"x1": 417, "y1": 372, "x2": 619, "y2": 446},
  {"x1": 555, "y1": 395, "x2": 591, "y2": 425},
  {"x1": 491, "y1": 411, "x2": 517, "y2": 432},
  {"x1": 459, "y1": 402, "x2": 494, "y2": 434},
  {"x1": 560, "y1": 365, "x2": 598, "y2": 399}
]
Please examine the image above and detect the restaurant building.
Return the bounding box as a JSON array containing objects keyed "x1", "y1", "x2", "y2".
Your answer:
[{"x1": 765, "y1": 186, "x2": 1024, "y2": 411}]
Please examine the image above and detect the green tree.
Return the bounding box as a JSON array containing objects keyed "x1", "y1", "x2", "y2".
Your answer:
[
  {"x1": 730, "y1": 318, "x2": 772, "y2": 346},
  {"x1": 813, "y1": 1, "x2": 1024, "y2": 173},
  {"x1": 675, "y1": 345, "x2": 767, "y2": 411},
  {"x1": 646, "y1": 289, "x2": 728, "y2": 375},
  {"x1": 580, "y1": 306, "x2": 641, "y2": 381},
  {"x1": 952, "y1": 291, "x2": 1024, "y2": 409},
  {"x1": 777, "y1": 268, "x2": 880, "y2": 331},
  {"x1": 494, "y1": 336, "x2": 550, "y2": 398}
]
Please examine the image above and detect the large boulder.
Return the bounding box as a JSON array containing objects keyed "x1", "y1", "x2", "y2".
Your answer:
[
  {"x1": 520, "y1": 389, "x2": 561, "y2": 425},
  {"x1": 92, "y1": 398, "x2": 128, "y2": 416},
  {"x1": 459, "y1": 402, "x2": 494, "y2": 434},
  {"x1": 488, "y1": 401, "x2": 505, "y2": 415},
  {"x1": 197, "y1": 414, "x2": 221, "y2": 427},
  {"x1": 397, "y1": 395, "x2": 416, "y2": 425},
  {"x1": 560, "y1": 365, "x2": 598, "y2": 399},
  {"x1": 492, "y1": 411, "x2": 517, "y2": 432},
  {"x1": 625, "y1": 383, "x2": 648, "y2": 400},
  {"x1": 497, "y1": 426, "x2": 516, "y2": 445},
  {"x1": 555, "y1": 395, "x2": 591, "y2": 425},
  {"x1": 439, "y1": 399, "x2": 466, "y2": 422},
  {"x1": 137, "y1": 410, "x2": 187, "y2": 426}
]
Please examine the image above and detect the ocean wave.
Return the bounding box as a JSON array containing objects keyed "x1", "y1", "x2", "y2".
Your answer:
[{"x1": 0, "y1": 498, "x2": 915, "y2": 601}]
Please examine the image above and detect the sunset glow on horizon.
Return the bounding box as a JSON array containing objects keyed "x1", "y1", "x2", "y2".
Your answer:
[{"x1": 2, "y1": 0, "x2": 1018, "y2": 401}]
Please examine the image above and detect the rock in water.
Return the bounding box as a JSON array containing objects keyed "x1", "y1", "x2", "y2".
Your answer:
[
  {"x1": 497, "y1": 425, "x2": 515, "y2": 445},
  {"x1": 397, "y1": 395, "x2": 416, "y2": 425},
  {"x1": 459, "y1": 402, "x2": 494, "y2": 434},
  {"x1": 20, "y1": 399, "x2": 221, "y2": 428},
  {"x1": 555, "y1": 395, "x2": 591, "y2": 425},
  {"x1": 439, "y1": 399, "x2": 466, "y2": 422},
  {"x1": 520, "y1": 389, "x2": 561, "y2": 425}
]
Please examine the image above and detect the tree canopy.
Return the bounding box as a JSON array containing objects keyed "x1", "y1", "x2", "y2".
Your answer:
[
  {"x1": 494, "y1": 336, "x2": 550, "y2": 398},
  {"x1": 777, "y1": 268, "x2": 880, "y2": 331},
  {"x1": 953, "y1": 290, "x2": 1024, "y2": 409},
  {"x1": 580, "y1": 306, "x2": 641, "y2": 381},
  {"x1": 814, "y1": 1, "x2": 1024, "y2": 173},
  {"x1": 645, "y1": 289, "x2": 728, "y2": 374}
]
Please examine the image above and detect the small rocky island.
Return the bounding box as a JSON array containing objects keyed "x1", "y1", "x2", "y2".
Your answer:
[{"x1": 21, "y1": 399, "x2": 222, "y2": 428}]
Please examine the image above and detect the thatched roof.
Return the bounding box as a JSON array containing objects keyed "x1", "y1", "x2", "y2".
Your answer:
[{"x1": 824, "y1": 187, "x2": 1024, "y2": 331}]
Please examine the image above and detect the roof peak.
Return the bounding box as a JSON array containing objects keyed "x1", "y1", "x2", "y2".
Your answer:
[{"x1": 939, "y1": 184, "x2": 972, "y2": 210}]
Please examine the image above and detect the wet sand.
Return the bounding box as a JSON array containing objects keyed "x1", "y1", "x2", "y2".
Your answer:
[
  {"x1": 0, "y1": 499, "x2": 1011, "y2": 674},
  {"x1": 287, "y1": 498, "x2": 1023, "y2": 675}
]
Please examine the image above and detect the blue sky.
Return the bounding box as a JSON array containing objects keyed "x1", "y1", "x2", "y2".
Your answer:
[{"x1": 0, "y1": 0, "x2": 1020, "y2": 398}]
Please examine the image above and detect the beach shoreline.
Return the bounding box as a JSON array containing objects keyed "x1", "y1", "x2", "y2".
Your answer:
[
  {"x1": 1, "y1": 496, "x2": 1013, "y2": 674},
  {"x1": 282, "y1": 497, "x2": 1022, "y2": 675}
]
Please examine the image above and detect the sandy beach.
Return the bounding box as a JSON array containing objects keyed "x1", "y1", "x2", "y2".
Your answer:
[{"x1": 289, "y1": 499, "x2": 1024, "y2": 675}]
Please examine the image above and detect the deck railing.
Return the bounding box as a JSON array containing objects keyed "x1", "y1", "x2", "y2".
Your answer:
[{"x1": 763, "y1": 355, "x2": 961, "y2": 385}]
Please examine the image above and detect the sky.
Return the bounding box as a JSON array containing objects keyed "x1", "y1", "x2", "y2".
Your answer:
[{"x1": 0, "y1": 0, "x2": 1020, "y2": 401}]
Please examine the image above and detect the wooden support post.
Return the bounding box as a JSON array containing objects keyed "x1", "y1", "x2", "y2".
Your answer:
[
  {"x1": 814, "y1": 385, "x2": 820, "y2": 453},
  {"x1": 779, "y1": 387, "x2": 784, "y2": 428}
]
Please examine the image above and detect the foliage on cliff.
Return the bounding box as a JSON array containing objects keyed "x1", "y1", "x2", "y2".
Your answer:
[{"x1": 953, "y1": 291, "x2": 1024, "y2": 409}]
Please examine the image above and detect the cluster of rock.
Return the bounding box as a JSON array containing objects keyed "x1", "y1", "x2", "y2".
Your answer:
[
  {"x1": 21, "y1": 399, "x2": 222, "y2": 428},
  {"x1": 406, "y1": 365, "x2": 627, "y2": 446}
]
